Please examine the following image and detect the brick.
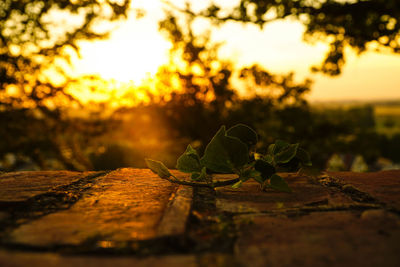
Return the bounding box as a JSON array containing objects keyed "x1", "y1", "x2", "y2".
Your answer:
[
  {"x1": 234, "y1": 210, "x2": 400, "y2": 267},
  {"x1": 0, "y1": 171, "x2": 99, "y2": 203},
  {"x1": 157, "y1": 185, "x2": 193, "y2": 237},
  {"x1": 328, "y1": 170, "x2": 400, "y2": 209},
  {"x1": 7, "y1": 169, "x2": 181, "y2": 246},
  {"x1": 215, "y1": 173, "x2": 355, "y2": 213},
  {"x1": 0, "y1": 250, "x2": 197, "y2": 267}
]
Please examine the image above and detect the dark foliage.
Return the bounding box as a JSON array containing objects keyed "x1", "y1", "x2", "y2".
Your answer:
[
  {"x1": 1, "y1": 1, "x2": 399, "y2": 171},
  {"x1": 124, "y1": 8, "x2": 397, "y2": 170},
  {"x1": 150, "y1": 11, "x2": 312, "y2": 152},
  {"x1": 0, "y1": 0, "x2": 131, "y2": 170},
  {"x1": 175, "y1": 0, "x2": 400, "y2": 75}
]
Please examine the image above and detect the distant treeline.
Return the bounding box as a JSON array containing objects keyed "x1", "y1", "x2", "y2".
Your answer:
[{"x1": 89, "y1": 102, "x2": 400, "y2": 172}]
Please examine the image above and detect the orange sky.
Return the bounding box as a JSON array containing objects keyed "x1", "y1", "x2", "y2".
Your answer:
[{"x1": 72, "y1": 0, "x2": 400, "y2": 102}]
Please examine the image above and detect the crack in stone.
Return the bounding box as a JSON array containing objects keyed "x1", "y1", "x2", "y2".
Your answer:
[
  {"x1": 222, "y1": 203, "x2": 383, "y2": 218},
  {"x1": 2, "y1": 171, "x2": 398, "y2": 257},
  {"x1": 0, "y1": 171, "x2": 109, "y2": 240},
  {"x1": 0, "y1": 171, "x2": 195, "y2": 256},
  {"x1": 186, "y1": 187, "x2": 238, "y2": 254},
  {"x1": 0, "y1": 234, "x2": 193, "y2": 256},
  {"x1": 318, "y1": 174, "x2": 378, "y2": 203},
  {"x1": 316, "y1": 174, "x2": 400, "y2": 215}
]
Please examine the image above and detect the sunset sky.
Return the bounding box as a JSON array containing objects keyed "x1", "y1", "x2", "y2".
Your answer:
[{"x1": 73, "y1": 0, "x2": 400, "y2": 102}]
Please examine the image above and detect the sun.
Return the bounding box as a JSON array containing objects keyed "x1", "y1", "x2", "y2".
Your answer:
[
  {"x1": 73, "y1": 0, "x2": 171, "y2": 85},
  {"x1": 75, "y1": 33, "x2": 170, "y2": 84}
]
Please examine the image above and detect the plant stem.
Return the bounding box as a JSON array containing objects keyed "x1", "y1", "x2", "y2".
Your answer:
[
  {"x1": 213, "y1": 178, "x2": 240, "y2": 187},
  {"x1": 169, "y1": 174, "x2": 240, "y2": 188}
]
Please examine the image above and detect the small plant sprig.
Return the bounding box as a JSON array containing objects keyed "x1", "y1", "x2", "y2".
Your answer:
[{"x1": 145, "y1": 124, "x2": 311, "y2": 192}]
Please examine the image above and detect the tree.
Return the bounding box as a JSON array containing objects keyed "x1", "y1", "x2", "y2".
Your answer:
[
  {"x1": 156, "y1": 12, "x2": 237, "y2": 142},
  {"x1": 0, "y1": 0, "x2": 131, "y2": 170},
  {"x1": 174, "y1": 0, "x2": 400, "y2": 75},
  {"x1": 136, "y1": 9, "x2": 312, "y2": 156},
  {"x1": 149, "y1": 3, "x2": 397, "y2": 170}
]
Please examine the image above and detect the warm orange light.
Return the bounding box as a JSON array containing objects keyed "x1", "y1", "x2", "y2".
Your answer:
[
  {"x1": 76, "y1": 37, "x2": 170, "y2": 84},
  {"x1": 69, "y1": 0, "x2": 400, "y2": 103}
]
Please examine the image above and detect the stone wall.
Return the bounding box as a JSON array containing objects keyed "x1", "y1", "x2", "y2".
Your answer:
[{"x1": 0, "y1": 169, "x2": 399, "y2": 266}]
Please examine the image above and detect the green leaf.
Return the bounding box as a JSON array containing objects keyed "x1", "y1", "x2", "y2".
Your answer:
[
  {"x1": 252, "y1": 174, "x2": 265, "y2": 184},
  {"x1": 190, "y1": 167, "x2": 207, "y2": 181},
  {"x1": 254, "y1": 159, "x2": 275, "y2": 181},
  {"x1": 274, "y1": 143, "x2": 299, "y2": 164},
  {"x1": 226, "y1": 124, "x2": 258, "y2": 148},
  {"x1": 232, "y1": 180, "x2": 244, "y2": 189},
  {"x1": 185, "y1": 143, "x2": 199, "y2": 156},
  {"x1": 200, "y1": 126, "x2": 249, "y2": 173},
  {"x1": 296, "y1": 147, "x2": 312, "y2": 167},
  {"x1": 176, "y1": 144, "x2": 202, "y2": 173},
  {"x1": 269, "y1": 174, "x2": 292, "y2": 193},
  {"x1": 263, "y1": 154, "x2": 274, "y2": 165},
  {"x1": 240, "y1": 169, "x2": 259, "y2": 182},
  {"x1": 271, "y1": 139, "x2": 290, "y2": 155},
  {"x1": 238, "y1": 168, "x2": 264, "y2": 184},
  {"x1": 267, "y1": 144, "x2": 275, "y2": 155},
  {"x1": 145, "y1": 159, "x2": 171, "y2": 179}
]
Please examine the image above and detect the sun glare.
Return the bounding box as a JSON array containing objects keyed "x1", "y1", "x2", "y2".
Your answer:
[
  {"x1": 70, "y1": 0, "x2": 400, "y2": 103},
  {"x1": 75, "y1": 29, "x2": 170, "y2": 84},
  {"x1": 73, "y1": 0, "x2": 170, "y2": 85}
]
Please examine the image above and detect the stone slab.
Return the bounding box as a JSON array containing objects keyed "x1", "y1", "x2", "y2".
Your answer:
[
  {"x1": 0, "y1": 250, "x2": 239, "y2": 267},
  {"x1": 157, "y1": 185, "x2": 193, "y2": 237},
  {"x1": 234, "y1": 210, "x2": 400, "y2": 267},
  {"x1": 0, "y1": 250, "x2": 197, "y2": 267},
  {"x1": 328, "y1": 170, "x2": 400, "y2": 209},
  {"x1": 7, "y1": 168, "x2": 181, "y2": 247},
  {"x1": 215, "y1": 173, "x2": 355, "y2": 213},
  {"x1": 0, "y1": 171, "x2": 99, "y2": 203}
]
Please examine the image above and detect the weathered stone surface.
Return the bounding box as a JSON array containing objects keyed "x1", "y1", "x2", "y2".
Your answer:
[
  {"x1": 0, "y1": 250, "x2": 240, "y2": 267},
  {"x1": 234, "y1": 210, "x2": 400, "y2": 267},
  {"x1": 157, "y1": 186, "x2": 193, "y2": 237},
  {"x1": 0, "y1": 250, "x2": 197, "y2": 267},
  {"x1": 0, "y1": 171, "x2": 99, "y2": 203},
  {"x1": 215, "y1": 173, "x2": 355, "y2": 213},
  {"x1": 7, "y1": 168, "x2": 180, "y2": 246},
  {"x1": 1, "y1": 169, "x2": 400, "y2": 266},
  {"x1": 328, "y1": 170, "x2": 400, "y2": 209}
]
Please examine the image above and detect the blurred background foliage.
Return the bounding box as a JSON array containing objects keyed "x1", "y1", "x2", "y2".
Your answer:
[
  {"x1": 0, "y1": 0, "x2": 131, "y2": 170},
  {"x1": 1, "y1": 0, "x2": 400, "y2": 172}
]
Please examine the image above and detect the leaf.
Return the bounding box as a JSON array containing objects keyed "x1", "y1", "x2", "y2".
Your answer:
[
  {"x1": 296, "y1": 147, "x2": 312, "y2": 167},
  {"x1": 145, "y1": 159, "x2": 171, "y2": 179},
  {"x1": 270, "y1": 140, "x2": 290, "y2": 155},
  {"x1": 200, "y1": 126, "x2": 249, "y2": 173},
  {"x1": 236, "y1": 168, "x2": 264, "y2": 184},
  {"x1": 267, "y1": 144, "x2": 275, "y2": 155},
  {"x1": 190, "y1": 167, "x2": 207, "y2": 181},
  {"x1": 176, "y1": 144, "x2": 202, "y2": 173},
  {"x1": 254, "y1": 159, "x2": 275, "y2": 181},
  {"x1": 269, "y1": 174, "x2": 292, "y2": 193},
  {"x1": 277, "y1": 158, "x2": 301, "y2": 172},
  {"x1": 274, "y1": 143, "x2": 299, "y2": 164},
  {"x1": 263, "y1": 154, "x2": 274, "y2": 165},
  {"x1": 232, "y1": 180, "x2": 243, "y2": 189},
  {"x1": 226, "y1": 124, "x2": 258, "y2": 149},
  {"x1": 252, "y1": 174, "x2": 265, "y2": 184},
  {"x1": 185, "y1": 143, "x2": 199, "y2": 156},
  {"x1": 240, "y1": 169, "x2": 259, "y2": 182}
]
